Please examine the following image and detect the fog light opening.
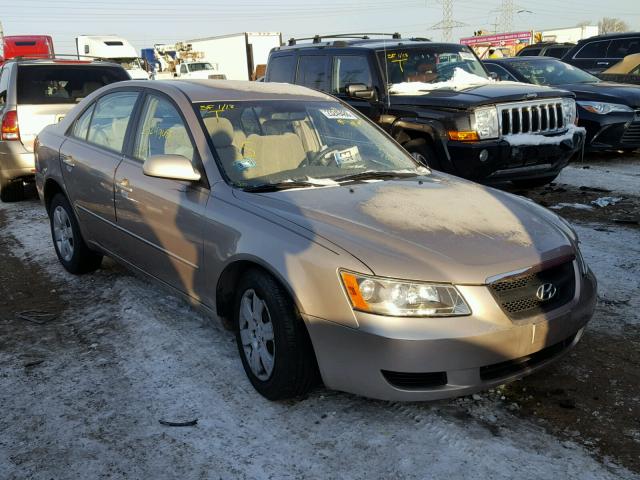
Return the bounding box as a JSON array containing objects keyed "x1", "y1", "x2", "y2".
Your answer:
[{"x1": 479, "y1": 149, "x2": 489, "y2": 162}]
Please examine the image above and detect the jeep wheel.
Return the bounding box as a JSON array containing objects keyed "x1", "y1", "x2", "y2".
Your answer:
[{"x1": 404, "y1": 138, "x2": 441, "y2": 170}]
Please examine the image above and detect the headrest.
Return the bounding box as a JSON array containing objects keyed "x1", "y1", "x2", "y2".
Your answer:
[{"x1": 204, "y1": 116, "x2": 234, "y2": 147}]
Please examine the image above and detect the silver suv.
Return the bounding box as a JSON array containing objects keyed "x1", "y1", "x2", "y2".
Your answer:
[{"x1": 0, "y1": 58, "x2": 129, "y2": 202}]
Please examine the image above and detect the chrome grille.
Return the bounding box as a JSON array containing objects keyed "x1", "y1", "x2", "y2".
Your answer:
[
  {"x1": 621, "y1": 119, "x2": 640, "y2": 145},
  {"x1": 499, "y1": 100, "x2": 565, "y2": 136}
]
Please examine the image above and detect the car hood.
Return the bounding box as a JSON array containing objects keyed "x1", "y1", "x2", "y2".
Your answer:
[
  {"x1": 556, "y1": 81, "x2": 640, "y2": 107},
  {"x1": 389, "y1": 82, "x2": 571, "y2": 110},
  {"x1": 233, "y1": 175, "x2": 574, "y2": 284}
]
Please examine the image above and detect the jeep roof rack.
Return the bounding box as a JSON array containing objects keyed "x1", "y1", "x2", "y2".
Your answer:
[{"x1": 287, "y1": 32, "x2": 401, "y2": 46}]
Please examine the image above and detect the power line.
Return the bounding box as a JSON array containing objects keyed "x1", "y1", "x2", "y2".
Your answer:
[{"x1": 430, "y1": 0, "x2": 466, "y2": 42}]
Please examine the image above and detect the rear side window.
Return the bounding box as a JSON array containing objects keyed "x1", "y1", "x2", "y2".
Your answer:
[
  {"x1": 296, "y1": 56, "x2": 330, "y2": 91},
  {"x1": 71, "y1": 104, "x2": 95, "y2": 140},
  {"x1": 16, "y1": 65, "x2": 130, "y2": 105},
  {"x1": 607, "y1": 38, "x2": 640, "y2": 59},
  {"x1": 545, "y1": 47, "x2": 569, "y2": 58},
  {"x1": 522, "y1": 48, "x2": 541, "y2": 56},
  {"x1": 87, "y1": 91, "x2": 138, "y2": 152},
  {"x1": 0, "y1": 67, "x2": 9, "y2": 108},
  {"x1": 266, "y1": 55, "x2": 296, "y2": 83},
  {"x1": 332, "y1": 55, "x2": 373, "y2": 93},
  {"x1": 575, "y1": 40, "x2": 610, "y2": 59}
]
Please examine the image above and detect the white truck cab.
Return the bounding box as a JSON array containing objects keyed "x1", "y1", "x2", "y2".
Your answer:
[
  {"x1": 76, "y1": 35, "x2": 149, "y2": 80},
  {"x1": 175, "y1": 61, "x2": 225, "y2": 79}
]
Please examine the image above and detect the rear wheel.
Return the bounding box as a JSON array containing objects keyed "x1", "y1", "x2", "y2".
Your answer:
[
  {"x1": 511, "y1": 174, "x2": 559, "y2": 189},
  {"x1": 49, "y1": 193, "x2": 103, "y2": 274},
  {"x1": 0, "y1": 180, "x2": 25, "y2": 203},
  {"x1": 234, "y1": 269, "x2": 317, "y2": 400},
  {"x1": 403, "y1": 138, "x2": 442, "y2": 170}
]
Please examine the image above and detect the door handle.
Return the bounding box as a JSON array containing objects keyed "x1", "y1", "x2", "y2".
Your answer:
[
  {"x1": 61, "y1": 154, "x2": 75, "y2": 168},
  {"x1": 117, "y1": 178, "x2": 133, "y2": 193},
  {"x1": 596, "y1": 62, "x2": 609, "y2": 65}
]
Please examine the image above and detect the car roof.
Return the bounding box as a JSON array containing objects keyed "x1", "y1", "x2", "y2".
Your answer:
[
  {"x1": 485, "y1": 56, "x2": 560, "y2": 63},
  {"x1": 119, "y1": 79, "x2": 336, "y2": 102},
  {"x1": 272, "y1": 39, "x2": 456, "y2": 53},
  {"x1": 576, "y1": 31, "x2": 640, "y2": 43},
  {"x1": 5, "y1": 57, "x2": 123, "y2": 68}
]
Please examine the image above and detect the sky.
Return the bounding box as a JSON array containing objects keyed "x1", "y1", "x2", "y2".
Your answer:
[{"x1": 2, "y1": 0, "x2": 639, "y2": 54}]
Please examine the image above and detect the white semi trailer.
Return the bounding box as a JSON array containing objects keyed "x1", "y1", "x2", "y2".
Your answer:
[
  {"x1": 186, "y1": 32, "x2": 281, "y2": 81},
  {"x1": 76, "y1": 35, "x2": 149, "y2": 80}
]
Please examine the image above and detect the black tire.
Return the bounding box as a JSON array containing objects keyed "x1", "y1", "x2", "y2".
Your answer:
[
  {"x1": 403, "y1": 138, "x2": 442, "y2": 170},
  {"x1": 234, "y1": 268, "x2": 317, "y2": 400},
  {"x1": 49, "y1": 193, "x2": 103, "y2": 274},
  {"x1": 511, "y1": 174, "x2": 559, "y2": 189},
  {"x1": 622, "y1": 148, "x2": 637, "y2": 154},
  {"x1": 0, "y1": 180, "x2": 25, "y2": 203}
]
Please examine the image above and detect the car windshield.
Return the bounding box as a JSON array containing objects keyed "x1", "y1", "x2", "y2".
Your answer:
[
  {"x1": 378, "y1": 45, "x2": 488, "y2": 86},
  {"x1": 190, "y1": 62, "x2": 214, "y2": 72},
  {"x1": 507, "y1": 59, "x2": 600, "y2": 85},
  {"x1": 196, "y1": 100, "x2": 423, "y2": 188}
]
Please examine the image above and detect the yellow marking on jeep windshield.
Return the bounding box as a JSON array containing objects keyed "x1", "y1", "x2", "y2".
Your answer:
[{"x1": 387, "y1": 52, "x2": 409, "y2": 72}]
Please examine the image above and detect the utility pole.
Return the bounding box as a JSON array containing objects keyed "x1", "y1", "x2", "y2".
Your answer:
[
  {"x1": 498, "y1": 0, "x2": 515, "y2": 33},
  {"x1": 431, "y1": 0, "x2": 466, "y2": 42}
]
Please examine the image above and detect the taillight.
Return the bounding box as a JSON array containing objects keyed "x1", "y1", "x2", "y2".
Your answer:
[{"x1": 1, "y1": 110, "x2": 19, "y2": 141}]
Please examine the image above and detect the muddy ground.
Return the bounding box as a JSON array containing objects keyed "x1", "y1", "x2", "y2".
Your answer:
[{"x1": 1, "y1": 154, "x2": 639, "y2": 479}]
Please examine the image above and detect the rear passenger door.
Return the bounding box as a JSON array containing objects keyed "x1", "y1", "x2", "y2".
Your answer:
[
  {"x1": 112, "y1": 92, "x2": 209, "y2": 298},
  {"x1": 60, "y1": 90, "x2": 140, "y2": 248},
  {"x1": 568, "y1": 39, "x2": 611, "y2": 73}
]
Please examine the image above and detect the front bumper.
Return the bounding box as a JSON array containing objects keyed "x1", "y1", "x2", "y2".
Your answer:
[
  {"x1": 579, "y1": 110, "x2": 640, "y2": 150},
  {"x1": 445, "y1": 130, "x2": 584, "y2": 182},
  {"x1": 305, "y1": 266, "x2": 596, "y2": 401}
]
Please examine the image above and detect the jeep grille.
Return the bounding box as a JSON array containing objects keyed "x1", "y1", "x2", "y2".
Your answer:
[{"x1": 499, "y1": 100, "x2": 565, "y2": 136}]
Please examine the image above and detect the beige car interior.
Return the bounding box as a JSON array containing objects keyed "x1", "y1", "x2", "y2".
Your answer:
[{"x1": 203, "y1": 114, "x2": 322, "y2": 182}]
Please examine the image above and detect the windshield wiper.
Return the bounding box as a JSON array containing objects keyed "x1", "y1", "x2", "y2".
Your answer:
[
  {"x1": 334, "y1": 170, "x2": 421, "y2": 183},
  {"x1": 242, "y1": 180, "x2": 326, "y2": 192}
]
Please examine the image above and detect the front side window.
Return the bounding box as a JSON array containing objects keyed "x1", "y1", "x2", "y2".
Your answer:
[
  {"x1": 296, "y1": 56, "x2": 330, "y2": 91},
  {"x1": 332, "y1": 55, "x2": 373, "y2": 94},
  {"x1": 134, "y1": 95, "x2": 195, "y2": 161},
  {"x1": 197, "y1": 100, "x2": 420, "y2": 187},
  {"x1": 87, "y1": 91, "x2": 138, "y2": 152},
  {"x1": 188, "y1": 62, "x2": 214, "y2": 72},
  {"x1": 377, "y1": 45, "x2": 487, "y2": 85},
  {"x1": 506, "y1": 59, "x2": 600, "y2": 85},
  {"x1": 181, "y1": 65, "x2": 188, "y2": 74},
  {"x1": 607, "y1": 38, "x2": 640, "y2": 59},
  {"x1": 575, "y1": 40, "x2": 610, "y2": 59}
]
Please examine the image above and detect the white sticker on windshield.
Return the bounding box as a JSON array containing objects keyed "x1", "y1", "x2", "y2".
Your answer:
[
  {"x1": 333, "y1": 146, "x2": 362, "y2": 167},
  {"x1": 459, "y1": 52, "x2": 475, "y2": 61},
  {"x1": 319, "y1": 107, "x2": 358, "y2": 120}
]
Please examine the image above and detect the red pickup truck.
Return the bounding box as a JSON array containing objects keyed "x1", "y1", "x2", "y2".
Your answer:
[{"x1": 1, "y1": 35, "x2": 55, "y2": 64}]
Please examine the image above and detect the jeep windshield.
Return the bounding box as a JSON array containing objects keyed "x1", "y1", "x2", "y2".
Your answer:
[
  {"x1": 197, "y1": 100, "x2": 424, "y2": 189},
  {"x1": 378, "y1": 45, "x2": 490, "y2": 91}
]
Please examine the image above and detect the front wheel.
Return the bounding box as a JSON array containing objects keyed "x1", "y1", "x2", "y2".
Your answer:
[
  {"x1": 49, "y1": 194, "x2": 103, "y2": 274},
  {"x1": 403, "y1": 138, "x2": 442, "y2": 170},
  {"x1": 234, "y1": 269, "x2": 317, "y2": 400},
  {"x1": 511, "y1": 174, "x2": 559, "y2": 189}
]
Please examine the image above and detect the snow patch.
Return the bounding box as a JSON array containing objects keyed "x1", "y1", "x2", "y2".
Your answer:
[
  {"x1": 505, "y1": 124, "x2": 585, "y2": 146},
  {"x1": 591, "y1": 196, "x2": 623, "y2": 208},
  {"x1": 550, "y1": 203, "x2": 594, "y2": 211},
  {"x1": 389, "y1": 68, "x2": 496, "y2": 94}
]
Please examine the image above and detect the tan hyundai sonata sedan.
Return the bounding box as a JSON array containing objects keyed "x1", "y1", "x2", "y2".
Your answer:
[{"x1": 35, "y1": 80, "x2": 597, "y2": 401}]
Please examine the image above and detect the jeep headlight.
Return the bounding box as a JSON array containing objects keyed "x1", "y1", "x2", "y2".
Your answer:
[
  {"x1": 340, "y1": 271, "x2": 471, "y2": 317},
  {"x1": 562, "y1": 98, "x2": 577, "y2": 125},
  {"x1": 472, "y1": 106, "x2": 500, "y2": 139}
]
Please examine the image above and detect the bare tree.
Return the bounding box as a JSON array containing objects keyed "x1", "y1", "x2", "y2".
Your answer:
[
  {"x1": 575, "y1": 21, "x2": 592, "y2": 28},
  {"x1": 598, "y1": 17, "x2": 630, "y2": 34}
]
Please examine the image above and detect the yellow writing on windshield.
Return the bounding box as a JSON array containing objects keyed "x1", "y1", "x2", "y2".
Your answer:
[
  {"x1": 200, "y1": 103, "x2": 236, "y2": 118},
  {"x1": 387, "y1": 52, "x2": 409, "y2": 72}
]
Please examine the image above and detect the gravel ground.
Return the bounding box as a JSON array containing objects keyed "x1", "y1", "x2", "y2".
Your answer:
[{"x1": 1, "y1": 153, "x2": 639, "y2": 479}]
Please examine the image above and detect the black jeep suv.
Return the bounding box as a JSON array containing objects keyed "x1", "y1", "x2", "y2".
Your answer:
[{"x1": 265, "y1": 34, "x2": 585, "y2": 187}]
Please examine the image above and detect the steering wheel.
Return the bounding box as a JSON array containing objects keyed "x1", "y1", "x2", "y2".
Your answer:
[{"x1": 300, "y1": 144, "x2": 353, "y2": 168}]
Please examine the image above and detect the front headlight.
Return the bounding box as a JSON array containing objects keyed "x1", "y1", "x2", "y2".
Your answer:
[
  {"x1": 472, "y1": 106, "x2": 500, "y2": 139},
  {"x1": 577, "y1": 101, "x2": 633, "y2": 115},
  {"x1": 562, "y1": 98, "x2": 577, "y2": 125},
  {"x1": 340, "y1": 271, "x2": 471, "y2": 317}
]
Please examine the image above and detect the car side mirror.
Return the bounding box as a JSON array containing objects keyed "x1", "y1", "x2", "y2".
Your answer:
[
  {"x1": 345, "y1": 83, "x2": 377, "y2": 101},
  {"x1": 142, "y1": 154, "x2": 201, "y2": 182},
  {"x1": 489, "y1": 72, "x2": 499, "y2": 80}
]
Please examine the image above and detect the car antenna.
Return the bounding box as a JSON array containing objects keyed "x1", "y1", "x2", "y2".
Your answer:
[{"x1": 383, "y1": 38, "x2": 391, "y2": 109}]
